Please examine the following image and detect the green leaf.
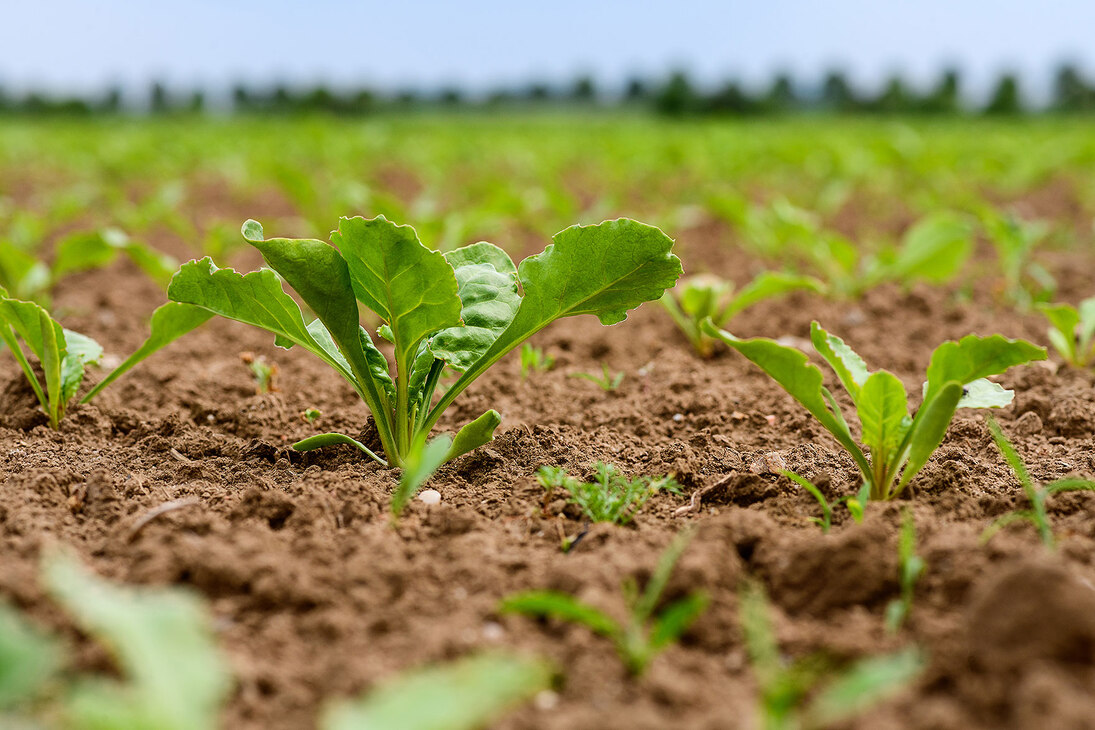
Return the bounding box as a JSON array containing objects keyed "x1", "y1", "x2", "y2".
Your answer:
[
  {"x1": 293, "y1": 432, "x2": 387, "y2": 466},
  {"x1": 322, "y1": 653, "x2": 551, "y2": 730},
  {"x1": 955, "y1": 377, "x2": 1013, "y2": 409},
  {"x1": 678, "y1": 274, "x2": 731, "y2": 320},
  {"x1": 445, "y1": 410, "x2": 502, "y2": 462},
  {"x1": 424, "y1": 219, "x2": 681, "y2": 432},
  {"x1": 500, "y1": 591, "x2": 620, "y2": 638},
  {"x1": 0, "y1": 245, "x2": 49, "y2": 302},
  {"x1": 391, "y1": 434, "x2": 453, "y2": 517},
  {"x1": 923, "y1": 334, "x2": 1045, "y2": 403},
  {"x1": 891, "y1": 213, "x2": 972, "y2": 285},
  {"x1": 720, "y1": 271, "x2": 823, "y2": 322},
  {"x1": 83, "y1": 303, "x2": 212, "y2": 403},
  {"x1": 857, "y1": 371, "x2": 910, "y2": 455},
  {"x1": 168, "y1": 258, "x2": 359, "y2": 387},
  {"x1": 649, "y1": 594, "x2": 708, "y2": 651},
  {"x1": 807, "y1": 649, "x2": 924, "y2": 726},
  {"x1": 810, "y1": 321, "x2": 870, "y2": 400},
  {"x1": 44, "y1": 553, "x2": 231, "y2": 730},
  {"x1": 707, "y1": 324, "x2": 871, "y2": 477},
  {"x1": 333, "y1": 216, "x2": 462, "y2": 371},
  {"x1": 0, "y1": 294, "x2": 66, "y2": 426},
  {"x1": 895, "y1": 381, "x2": 964, "y2": 495},
  {"x1": 60, "y1": 329, "x2": 103, "y2": 404},
  {"x1": 0, "y1": 602, "x2": 61, "y2": 710},
  {"x1": 986, "y1": 417, "x2": 1033, "y2": 493},
  {"x1": 430, "y1": 242, "x2": 520, "y2": 371},
  {"x1": 121, "y1": 242, "x2": 179, "y2": 290},
  {"x1": 241, "y1": 219, "x2": 264, "y2": 242},
  {"x1": 52, "y1": 229, "x2": 123, "y2": 280}
]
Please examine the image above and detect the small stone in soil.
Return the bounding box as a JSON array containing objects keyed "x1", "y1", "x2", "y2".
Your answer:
[{"x1": 418, "y1": 489, "x2": 441, "y2": 505}]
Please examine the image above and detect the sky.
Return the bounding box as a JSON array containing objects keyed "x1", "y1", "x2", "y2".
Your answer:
[{"x1": 2, "y1": 0, "x2": 1094, "y2": 102}]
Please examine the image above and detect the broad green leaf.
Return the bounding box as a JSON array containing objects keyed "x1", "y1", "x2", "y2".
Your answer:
[
  {"x1": 0, "y1": 245, "x2": 49, "y2": 301},
  {"x1": 52, "y1": 229, "x2": 124, "y2": 280},
  {"x1": 445, "y1": 410, "x2": 502, "y2": 462},
  {"x1": 121, "y1": 242, "x2": 179, "y2": 290},
  {"x1": 857, "y1": 371, "x2": 910, "y2": 454},
  {"x1": 500, "y1": 591, "x2": 619, "y2": 637},
  {"x1": 891, "y1": 213, "x2": 972, "y2": 284},
  {"x1": 167, "y1": 258, "x2": 358, "y2": 386},
  {"x1": 392, "y1": 434, "x2": 453, "y2": 517},
  {"x1": 60, "y1": 329, "x2": 103, "y2": 404},
  {"x1": 807, "y1": 649, "x2": 924, "y2": 726},
  {"x1": 707, "y1": 324, "x2": 872, "y2": 477},
  {"x1": 924, "y1": 334, "x2": 1045, "y2": 402},
  {"x1": 431, "y1": 242, "x2": 520, "y2": 371},
  {"x1": 895, "y1": 381, "x2": 964, "y2": 494},
  {"x1": 0, "y1": 602, "x2": 61, "y2": 710},
  {"x1": 426, "y1": 219, "x2": 681, "y2": 431},
  {"x1": 649, "y1": 594, "x2": 708, "y2": 651},
  {"x1": 955, "y1": 377, "x2": 1013, "y2": 409},
  {"x1": 333, "y1": 216, "x2": 462, "y2": 370},
  {"x1": 0, "y1": 295, "x2": 65, "y2": 425},
  {"x1": 810, "y1": 321, "x2": 870, "y2": 400},
  {"x1": 720, "y1": 271, "x2": 823, "y2": 322},
  {"x1": 678, "y1": 274, "x2": 730, "y2": 319},
  {"x1": 44, "y1": 553, "x2": 231, "y2": 730},
  {"x1": 322, "y1": 653, "x2": 551, "y2": 730},
  {"x1": 83, "y1": 303, "x2": 213, "y2": 403}
]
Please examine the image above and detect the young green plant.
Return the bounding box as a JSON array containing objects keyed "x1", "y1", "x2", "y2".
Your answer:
[
  {"x1": 569, "y1": 362, "x2": 624, "y2": 391},
  {"x1": 500, "y1": 530, "x2": 706, "y2": 675},
  {"x1": 980, "y1": 208, "x2": 1055, "y2": 309},
  {"x1": 660, "y1": 271, "x2": 823, "y2": 357},
  {"x1": 322, "y1": 653, "x2": 551, "y2": 730},
  {"x1": 166, "y1": 216, "x2": 680, "y2": 470},
  {"x1": 537, "y1": 462, "x2": 679, "y2": 526},
  {"x1": 779, "y1": 470, "x2": 868, "y2": 532},
  {"x1": 519, "y1": 343, "x2": 554, "y2": 378},
  {"x1": 884, "y1": 510, "x2": 924, "y2": 633},
  {"x1": 1037, "y1": 297, "x2": 1095, "y2": 368},
  {"x1": 705, "y1": 321, "x2": 1045, "y2": 501},
  {"x1": 982, "y1": 416, "x2": 1095, "y2": 549},
  {"x1": 740, "y1": 580, "x2": 924, "y2": 730}
]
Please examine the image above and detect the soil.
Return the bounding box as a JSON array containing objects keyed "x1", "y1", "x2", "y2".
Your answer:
[{"x1": 4, "y1": 193, "x2": 1095, "y2": 730}]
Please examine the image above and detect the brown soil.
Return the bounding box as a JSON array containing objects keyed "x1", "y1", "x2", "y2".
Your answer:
[{"x1": 3, "y1": 211, "x2": 1095, "y2": 730}]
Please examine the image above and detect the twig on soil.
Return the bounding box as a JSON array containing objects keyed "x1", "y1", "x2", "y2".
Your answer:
[
  {"x1": 168, "y1": 448, "x2": 194, "y2": 464},
  {"x1": 126, "y1": 497, "x2": 201, "y2": 542}
]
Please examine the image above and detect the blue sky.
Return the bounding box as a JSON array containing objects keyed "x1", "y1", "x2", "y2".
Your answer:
[{"x1": 2, "y1": 0, "x2": 1093, "y2": 101}]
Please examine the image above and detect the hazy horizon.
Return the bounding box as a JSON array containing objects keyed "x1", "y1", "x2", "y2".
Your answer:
[{"x1": 3, "y1": 0, "x2": 1094, "y2": 103}]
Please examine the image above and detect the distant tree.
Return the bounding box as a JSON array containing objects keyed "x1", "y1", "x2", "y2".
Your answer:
[
  {"x1": 187, "y1": 90, "x2": 204, "y2": 114},
  {"x1": 523, "y1": 82, "x2": 553, "y2": 102},
  {"x1": 348, "y1": 89, "x2": 374, "y2": 115},
  {"x1": 1052, "y1": 63, "x2": 1093, "y2": 112},
  {"x1": 437, "y1": 87, "x2": 463, "y2": 106},
  {"x1": 984, "y1": 73, "x2": 1023, "y2": 115},
  {"x1": 623, "y1": 76, "x2": 648, "y2": 103},
  {"x1": 100, "y1": 86, "x2": 122, "y2": 114},
  {"x1": 655, "y1": 70, "x2": 700, "y2": 116},
  {"x1": 705, "y1": 81, "x2": 760, "y2": 115},
  {"x1": 149, "y1": 81, "x2": 170, "y2": 114},
  {"x1": 763, "y1": 73, "x2": 797, "y2": 113},
  {"x1": 921, "y1": 68, "x2": 960, "y2": 114},
  {"x1": 232, "y1": 84, "x2": 254, "y2": 112},
  {"x1": 570, "y1": 75, "x2": 596, "y2": 103},
  {"x1": 873, "y1": 75, "x2": 912, "y2": 114},
  {"x1": 820, "y1": 70, "x2": 860, "y2": 113}
]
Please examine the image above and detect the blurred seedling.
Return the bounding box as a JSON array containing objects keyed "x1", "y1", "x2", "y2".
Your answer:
[
  {"x1": 302, "y1": 408, "x2": 322, "y2": 424},
  {"x1": 780, "y1": 471, "x2": 867, "y2": 533},
  {"x1": 537, "y1": 462, "x2": 679, "y2": 526},
  {"x1": 569, "y1": 362, "x2": 624, "y2": 391},
  {"x1": 708, "y1": 321, "x2": 1044, "y2": 502},
  {"x1": 520, "y1": 343, "x2": 555, "y2": 378},
  {"x1": 240, "y1": 352, "x2": 278, "y2": 393},
  {"x1": 500, "y1": 530, "x2": 706, "y2": 675},
  {"x1": 884, "y1": 510, "x2": 924, "y2": 633},
  {"x1": 1036, "y1": 297, "x2": 1095, "y2": 368},
  {"x1": 660, "y1": 272, "x2": 823, "y2": 357},
  {"x1": 739, "y1": 580, "x2": 924, "y2": 730},
  {"x1": 981, "y1": 416, "x2": 1095, "y2": 549},
  {"x1": 0, "y1": 552, "x2": 231, "y2": 730},
  {"x1": 979, "y1": 208, "x2": 1056, "y2": 310},
  {"x1": 322, "y1": 653, "x2": 551, "y2": 730}
]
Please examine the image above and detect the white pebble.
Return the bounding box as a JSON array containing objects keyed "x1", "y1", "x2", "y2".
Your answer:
[
  {"x1": 482, "y1": 621, "x2": 505, "y2": 642},
  {"x1": 534, "y1": 690, "x2": 560, "y2": 711},
  {"x1": 672, "y1": 413, "x2": 684, "y2": 423},
  {"x1": 418, "y1": 489, "x2": 442, "y2": 505}
]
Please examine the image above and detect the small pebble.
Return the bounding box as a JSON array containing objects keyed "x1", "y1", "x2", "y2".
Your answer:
[
  {"x1": 749, "y1": 452, "x2": 787, "y2": 475},
  {"x1": 482, "y1": 621, "x2": 505, "y2": 642},
  {"x1": 672, "y1": 413, "x2": 684, "y2": 423},
  {"x1": 534, "y1": 690, "x2": 560, "y2": 711},
  {"x1": 418, "y1": 489, "x2": 441, "y2": 505}
]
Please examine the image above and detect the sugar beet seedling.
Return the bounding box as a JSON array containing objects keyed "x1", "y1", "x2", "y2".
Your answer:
[
  {"x1": 706, "y1": 321, "x2": 1045, "y2": 501},
  {"x1": 165, "y1": 216, "x2": 681, "y2": 470},
  {"x1": 1037, "y1": 297, "x2": 1095, "y2": 368}
]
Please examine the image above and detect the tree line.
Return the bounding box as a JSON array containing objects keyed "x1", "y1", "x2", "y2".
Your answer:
[{"x1": 3, "y1": 65, "x2": 1095, "y2": 117}]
